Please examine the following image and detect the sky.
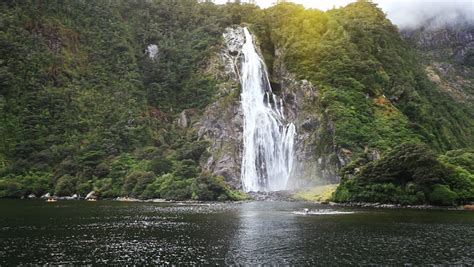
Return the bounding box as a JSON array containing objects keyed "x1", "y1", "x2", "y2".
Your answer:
[{"x1": 213, "y1": 0, "x2": 474, "y2": 29}]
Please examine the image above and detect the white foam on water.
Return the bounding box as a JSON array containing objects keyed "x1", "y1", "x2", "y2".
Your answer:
[{"x1": 292, "y1": 210, "x2": 355, "y2": 215}]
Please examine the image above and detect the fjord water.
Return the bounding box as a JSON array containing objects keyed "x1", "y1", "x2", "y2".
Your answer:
[
  {"x1": 240, "y1": 27, "x2": 296, "y2": 192},
  {"x1": 1, "y1": 200, "x2": 473, "y2": 265}
]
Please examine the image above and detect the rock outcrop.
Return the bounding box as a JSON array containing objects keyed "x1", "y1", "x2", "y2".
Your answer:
[
  {"x1": 271, "y1": 48, "x2": 348, "y2": 187},
  {"x1": 402, "y1": 25, "x2": 474, "y2": 102},
  {"x1": 403, "y1": 26, "x2": 474, "y2": 64},
  {"x1": 196, "y1": 26, "x2": 245, "y2": 189},
  {"x1": 85, "y1": 191, "x2": 98, "y2": 200}
]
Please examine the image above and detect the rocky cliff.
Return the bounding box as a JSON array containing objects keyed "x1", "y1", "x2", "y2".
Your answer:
[
  {"x1": 196, "y1": 26, "x2": 347, "y2": 190},
  {"x1": 403, "y1": 25, "x2": 474, "y2": 102},
  {"x1": 196, "y1": 26, "x2": 244, "y2": 189},
  {"x1": 403, "y1": 25, "x2": 474, "y2": 63},
  {"x1": 197, "y1": 22, "x2": 474, "y2": 191},
  {"x1": 271, "y1": 47, "x2": 350, "y2": 188}
]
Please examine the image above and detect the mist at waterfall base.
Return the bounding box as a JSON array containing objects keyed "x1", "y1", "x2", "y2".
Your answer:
[{"x1": 240, "y1": 27, "x2": 296, "y2": 192}]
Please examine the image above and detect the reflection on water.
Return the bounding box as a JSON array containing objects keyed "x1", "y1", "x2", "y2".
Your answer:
[
  {"x1": 226, "y1": 202, "x2": 301, "y2": 265},
  {"x1": 0, "y1": 200, "x2": 473, "y2": 265}
]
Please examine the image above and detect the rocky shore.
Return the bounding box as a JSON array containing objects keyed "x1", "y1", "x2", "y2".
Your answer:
[{"x1": 15, "y1": 190, "x2": 473, "y2": 210}]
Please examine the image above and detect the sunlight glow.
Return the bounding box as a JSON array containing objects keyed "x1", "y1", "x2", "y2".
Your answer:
[{"x1": 212, "y1": 0, "x2": 474, "y2": 28}]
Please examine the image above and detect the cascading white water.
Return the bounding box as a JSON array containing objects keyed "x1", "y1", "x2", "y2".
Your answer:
[{"x1": 240, "y1": 27, "x2": 296, "y2": 192}]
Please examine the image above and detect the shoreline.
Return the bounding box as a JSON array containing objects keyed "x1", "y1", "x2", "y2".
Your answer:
[
  {"x1": 323, "y1": 201, "x2": 471, "y2": 211},
  {"x1": 4, "y1": 197, "x2": 473, "y2": 211}
]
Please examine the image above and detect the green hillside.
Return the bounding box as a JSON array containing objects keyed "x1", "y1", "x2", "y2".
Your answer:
[{"x1": 0, "y1": 0, "x2": 472, "y2": 205}]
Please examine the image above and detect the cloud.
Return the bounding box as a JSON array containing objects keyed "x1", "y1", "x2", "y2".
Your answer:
[
  {"x1": 377, "y1": 0, "x2": 474, "y2": 29},
  {"x1": 214, "y1": 0, "x2": 474, "y2": 29}
]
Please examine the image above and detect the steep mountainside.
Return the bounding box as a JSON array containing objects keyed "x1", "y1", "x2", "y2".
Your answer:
[
  {"x1": 0, "y1": 1, "x2": 472, "y2": 204},
  {"x1": 0, "y1": 1, "x2": 246, "y2": 200},
  {"x1": 403, "y1": 24, "x2": 473, "y2": 102}
]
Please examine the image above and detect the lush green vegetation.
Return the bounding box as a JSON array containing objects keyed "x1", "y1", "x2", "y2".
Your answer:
[
  {"x1": 251, "y1": 1, "x2": 473, "y2": 154},
  {"x1": 333, "y1": 144, "x2": 474, "y2": 205},
  {"x1": 0, "y1": 0, "x2": 250, "y2": 200},
  {"x1": 293, "y1": 184, "x2": 338, "y2": 202},
  {"x1": 246, "y1": 1, "x2": 473, "y2": 206},
  {"x1": 0, "y1": 0, "x2": 472, "y2": 204}
]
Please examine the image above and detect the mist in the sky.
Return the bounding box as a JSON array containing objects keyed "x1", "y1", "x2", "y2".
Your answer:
[
  {"x1": 213, "y1": 0, "x2": 474, "y2": 29},
  {"x1": 377, "y1": 0, "x2": 474, "y2": 29}
]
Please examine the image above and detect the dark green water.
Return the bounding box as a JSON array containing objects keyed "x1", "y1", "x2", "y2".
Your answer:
[{"x1": 0, "y1": 200, "x2": 473, "y2": 265}]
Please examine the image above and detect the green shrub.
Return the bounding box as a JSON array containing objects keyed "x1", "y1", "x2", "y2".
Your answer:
[
  {"x1": 176, "y1": 140, "x2": 210, "y2": 161},
  {"x1": 191, "y1": 173, "x2": 226, "y2": 200},
  {"x1": 141, "y1": 180, "x2": 161, "y2": 199},
  {"x1": 0, "y1": 179, "x2": 23, "y2": 198},
  {"x1": 226, "y1": 189, "x2": 249, "y2": 201},
  {"x1": 156, "y1": 174, "x2": 192, "y2": 200},
  {"x1": 429, "y1": 184, "x2": 458, "y2": 206},
  {"x1": 332, "y1": 184, "x2": 351, "y2": 202},
  {"x1": 357, "y1": 143, "x2": 448, "y2": 187},
  {"x1": 108, "y1": 154, "x2": 148, "y2": 181},
  {"x1": 133, "y1": 172, "x2": 155, "y2": 197},
  {"x1": 93, "y1": 163, "x2": 111, "y2": 178},
  {"x1": 439, "y1": 149, "x2": 474, "y2": 173},
  {"x1": 150, "y1": 157, "x2": 173, "y2": 175},
  {"x1": 77, "y1": 181, "x2": 93, "y2": 196},
  {"x1": 174, "y1": 159, "x2": 199, "y2": 179},
  {"x1": 55, "y1": 174, "x2": 77, "y2": 196},
  {"x1": 395, "y1": 194, "x2": 419, "y2": 206},
  {"x1": 334, "y1": 144, "x2": 472, "y2": 206},
  {"x1": 122, "y1": 171, "x2": 155, "y2": 197},
  {"x1": 21, "y1": 171, "x2": 52, "y2": 196},
  {"x1": 415, "y1": 191, "x2": 426, "y2": 203},
  {"x1": 93, "y1": 178, "x2": 121, "y2": 198}
]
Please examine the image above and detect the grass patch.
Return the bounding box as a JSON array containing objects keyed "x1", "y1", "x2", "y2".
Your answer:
[{"x1": 293, "y1": 184, "x2": 339, "y2": 202}]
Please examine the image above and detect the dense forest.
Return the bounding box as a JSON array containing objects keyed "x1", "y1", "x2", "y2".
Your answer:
[
  {"x1": 249, "y1": 2, "x2": 474, "y2": 205},
  {"x1": 0, "y1": 0, "x2": 473, "y2": 205},
  {"x1": 0, "y1": 0, "x2": 246, "y2": 200}
]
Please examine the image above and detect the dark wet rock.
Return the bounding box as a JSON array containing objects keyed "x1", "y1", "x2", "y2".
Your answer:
[{"x1": 301, "y1": 118, "x2": 318, "y2": 131}]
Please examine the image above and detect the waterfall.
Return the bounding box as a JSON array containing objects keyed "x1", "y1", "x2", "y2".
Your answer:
[{"x1": 240, "y1": 27, "x2": 296, "y2": 192}]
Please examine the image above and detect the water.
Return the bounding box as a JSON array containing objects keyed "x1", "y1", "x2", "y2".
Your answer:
[
  {"x1": 1, "y1": 200, "x2": 473, "y2": 265},
  {"x1": 240, "y1": 27, "x2": 296, "y2": 192}
]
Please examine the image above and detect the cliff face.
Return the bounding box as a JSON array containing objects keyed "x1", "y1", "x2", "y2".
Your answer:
[
  {"x1": 403, "y1": 25, "x2": 474, "y2": 102},
  {"x1": 271, "y1": 48, "x2": 350, "y2": 187},
  {"x1": 196, "y1": 27, "x2": 244, "y2": 189},
  {"x1": 403, "y1": 26, "x2": 474, "y2": 63},
  {"x1": 196, "y1": 26, "x2": 347, "y2": 190}
]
